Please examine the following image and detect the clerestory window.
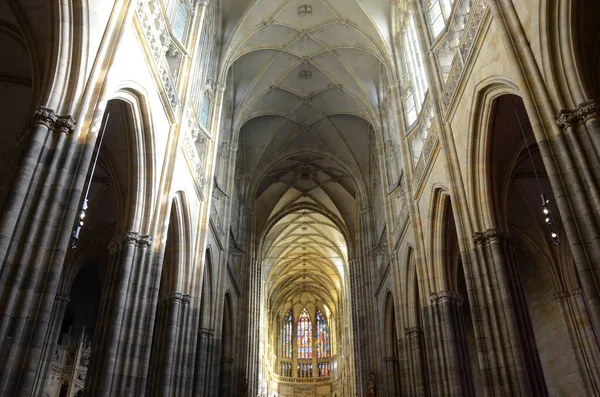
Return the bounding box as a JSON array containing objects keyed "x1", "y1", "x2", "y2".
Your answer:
[{"x1": 401, "y1": 12, "x2": 429, "y2": 127}]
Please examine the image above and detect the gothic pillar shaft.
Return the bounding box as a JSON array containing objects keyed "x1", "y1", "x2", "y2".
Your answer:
[
  {"x1": 554, "y1": 289, "x2": 600, "y2": 395},
  {"x1": 0, "y1": 111, "x2": 87, "y2": 397},
  {"x1": 84, "y1": 232, "x2": 141, "y2": 397},
  {"x1": 157, "y1": 293, "x2": 183, "y2": 397},
  {"x1": 382, "y1": 357, "x2": 400, "y2": 396},
  {"x1": 426, "y1": 291, "x2": 474, "y2": 397},
  {"x1": 471, "y1": 230, "x2": 547, "y2": 397},
  {"x1": 35, "y1": 294, "x2": 70, "y2": 396},
  {"x1": 192, "y1": 328, "x2": 214, "y2": 397},
  {"x1": 116, "y1": 237, "x2": 151, "y2": 394},
  {"x1": 173, "y1": 295, "x2": 192, "y2": 397},
  {"x1": 405, "y1": 327, "x2": 427, "y2": 397},
  {"x1": 219, "y1": 357, "x2": 234, "y2": 397},
  {"x1": 0, "y1": 107, "x2": 56, "y2": 262}
]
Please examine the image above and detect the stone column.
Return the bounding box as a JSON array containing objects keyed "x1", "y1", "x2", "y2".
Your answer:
[
  {"x1": 382, "y1": 356, "x2": 400, "y2": 396},
  {"x1": 470, "y1": 229, "x2": 546, "y2": 397},
  {"x1": 425, "y1": 290, "x2": 474, "y2": 397},
  {"x1": 36, "y1": 294, "x2": 71, "y2": 395},
  {"x1": 219, "y1": 356, "x2": 234, "y2": 397},
  {"x1": 404, "y1": 327, "x2": 428, "y2": 397},
  {"x1": 192, "y1": 328, "x2": 214, "y2": 397},
  {"x1": 84, "y1": 231, "x2": 154, "y2": 397},
  {"x1": 554, "y1": 288, "x2": 600, "y2": 395},
  {"x1": 0, "y1": 109, "x2": 89, "y2": 397},
  {"x1": 146, "y1": 292, "x2": 184, "y2": 397},
  {"x1": 173, "y1": 294, "x2": 192, "y2": 397}
]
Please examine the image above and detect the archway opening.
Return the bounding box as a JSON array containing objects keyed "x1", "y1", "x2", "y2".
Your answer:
[{"x1": 489, "y1": 94, "x2": 586, "y2": 395}]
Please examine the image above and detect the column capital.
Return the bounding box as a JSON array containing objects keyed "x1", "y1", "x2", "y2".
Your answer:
[
  {"x1": 200, "y1": 328, "x2": 215, "y2": 337},
  {"x1": 473, "y1": 228, "x2": 507, "y2": 246},
  {"x1": 182, "y1": 294, "x2": 192, "y2": 304},
  {"x1": 576, "y1": 101, "x2": 600, "y2": 123},
  {"x1": 557, "y1": 101, "x2": 600, "y2": 128},
  {"x1": 404, "y1": 326, "x2": 422, "y2": 336},
  {"x1": 55, "y1": 294, "x2": 71, "y2": 303},
  {"x1": 168, "y1": 292, "x2": 184, "y2": 303},
  {"x1": 557, "y1": 109, "x2": 578, "y2": 129},
  {"x1": 123, "y1": 231, "x2": 140, "y2": 245},
  {"x1": 32, "y1": 107, "x2": 58, "y2": 128},
  {"x1": 138, "y1": 234, "x2": 153, "y2": 247},
  {"x1": 55, "y1": 115, "x2": 76, "y2": 135},
  {"x1": 430, "y1": 290, "x2": 464, "y2": 305},
  {"x1": 196, "y1": 0, "x2": 209, "y2": 6},
  {"x1": 554, "y1": 288, "x2": 584, "y2": 302}
]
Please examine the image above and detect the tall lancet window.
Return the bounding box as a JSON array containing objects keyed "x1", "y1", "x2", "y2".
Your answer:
[
  {"x1": 297, "y1": 308, "x2": 312, "y2": 359},
  {"x1": 316, "y1": 310, "x2": 330, "y2": 358},
  {"x1": 281, "y1": 311, "x2": 293, "y2": 358},
  {"x1": 401, "y1": 12, "x2": 429, "y2": 126}
]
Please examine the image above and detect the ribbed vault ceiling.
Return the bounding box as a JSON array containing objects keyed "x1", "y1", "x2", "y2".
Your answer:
[{"x1": 222, "y1": 0, "x2": 392, "y2": 318}]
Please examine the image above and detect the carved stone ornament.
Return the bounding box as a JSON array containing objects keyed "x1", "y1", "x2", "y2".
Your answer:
[
  {"x1": 473, "y1": 228, "x2": 506, "y2": 246},
  {"x1": 123, "y1": 231, "x2": 140, "y2": 245},
  {"x1": 200, "y1": 328, "x2": 215, "y2": 337},
  {"x1": 138, "y1": 234, "x2": 153, "y2": 247},
  {"x1": 299, "y1": 70, "x2": 312, "y2": 79},
  {"x1": 169, "y1": 292, "x2": 184, "y2": 303},
  {"x1": 430, "y1": 290, "x2": 464, "y2": 305},
  {"x1": 366, "y1": 373, "x2": 376, "y2": 397},
  {"x1": 299, "y1": 5, "x2": 312, "y2": 16},
  {"x1": 17, "y1": 107, "x2": 57, "y2": 141},
  {"x1": 55, "y1": 294, "x2": 71, "y2": 303},
  {"x1": 556, "y1": 109, "x2": 578, "y2": 129},
  {"x1": 554, "y1": 288, "x2": 584, "y2": 302},
  {"x1": 34, "y1": 107, "x2": 58, "y2": 128},
  {"x1": 576, "y1": 101, "x2": 600, "y2": 123},
  {"x1": 557, "y1": 101, "x2": 600, "y2": 128},
  {"x1": 55, "y1": 115, "x2": 76, "y2": 135},
  {"x1": 404, "y1": 326, "x2": 421, "y2": 336}
]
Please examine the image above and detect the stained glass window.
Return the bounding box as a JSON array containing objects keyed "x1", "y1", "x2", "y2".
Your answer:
[
  {"x1": 281, "y1": 311, "x2": 293, "y2": 358},
  {"x1": 316, "y1": 310, "x2": 330, "y2": 358},
  {"x1": 297, "y1": 308, "x2": 312, "y2": 359}
]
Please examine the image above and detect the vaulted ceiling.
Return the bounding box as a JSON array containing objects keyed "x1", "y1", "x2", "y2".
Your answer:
[{"x1": 220, "y1": 0, "x2": 395, "y2": 318}]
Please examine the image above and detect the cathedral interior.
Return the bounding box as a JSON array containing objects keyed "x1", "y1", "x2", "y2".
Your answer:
[{"x1": 0, "y1": 0, "x2": 600, "y2": 396}]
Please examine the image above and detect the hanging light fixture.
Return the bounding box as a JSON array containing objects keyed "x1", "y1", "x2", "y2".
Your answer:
[
  {"x1": 71, "y1": 105, "x2": 112, "y2": 248},
  {"x1": 513, "y1": 101, "x2": 559, "y2": 245}
]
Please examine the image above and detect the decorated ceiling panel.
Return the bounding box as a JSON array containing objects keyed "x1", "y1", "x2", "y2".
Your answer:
[{"x1": 222, "y1": 0, "x2": 393, "y2": 320}]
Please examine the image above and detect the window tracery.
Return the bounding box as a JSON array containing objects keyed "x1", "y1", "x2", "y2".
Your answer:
[
  {"x1": 400, "y1": 12, "x2": 429, "y2": 127},
  {"x1": 297, "y1": 308, "x2": 312, "y2": 359},
  {"x1": 426, "y1": 0, "x2": 452, "y2": 38},
  {"x1": 316, "y1": 310, "x2": 330, "y2": 359},
  {"x1": 281, "y1": 311, "x2": 293, "y2": 359},
  {"x1": 191, "y1": 2, "x2": 217, "y2": 128}
]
